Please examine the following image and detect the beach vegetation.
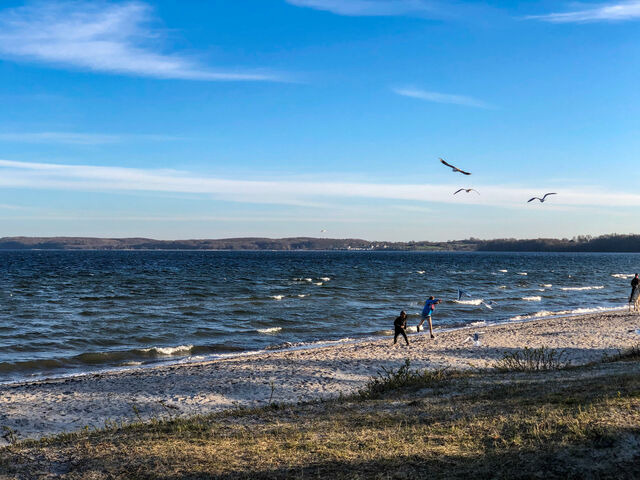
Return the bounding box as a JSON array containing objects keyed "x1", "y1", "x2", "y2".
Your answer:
[
  {"x1": 1, "y1": 356, "x2": 639, "y2": 479},
  {"x1": 356, "y1": 358, "x2": 452, "y2": 399},
  {"x1": 494, "y1": 347, "x2": 569, "y2": 372}
]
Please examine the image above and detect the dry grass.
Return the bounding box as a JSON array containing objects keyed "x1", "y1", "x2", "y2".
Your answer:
[{"x1": 1, "y1": 358, "x2": 640, "y2": 480}]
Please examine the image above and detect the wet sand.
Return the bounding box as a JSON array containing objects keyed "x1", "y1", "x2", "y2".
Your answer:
[{"x1": 1, "y1": 310, "x2": 639, "y2": 445}]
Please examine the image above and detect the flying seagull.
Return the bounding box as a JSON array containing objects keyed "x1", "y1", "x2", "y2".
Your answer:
[
  {"x1": 457, "y1": 289, "x2": 471, "y2": 300},
  {"x1": 454, "y1": 188, "x2": 480, "y2": 195},
  {"x1": 320, "y1": 229, "x2": 327, "y2": 233},
  {"x1": 528, "y1": 193, "x2": 557, "y2": 203},
  {"x1": 440, "y1": 158, "x2": 471, "y2": 175}
]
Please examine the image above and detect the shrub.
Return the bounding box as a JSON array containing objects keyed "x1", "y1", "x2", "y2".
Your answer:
[
  {"x1": 357, "y1": 359, "x2": 449, "y2": 399},
  {"x1": 495, "y1": 347, "x2": 569, "y2": 372}
]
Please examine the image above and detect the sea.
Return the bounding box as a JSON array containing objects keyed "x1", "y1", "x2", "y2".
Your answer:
[{"x1": 1, "y1": 250, "x2": 638, "y2": 384}]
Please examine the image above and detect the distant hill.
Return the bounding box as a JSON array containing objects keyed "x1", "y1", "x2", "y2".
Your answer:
[{"x1": 0, "y1": 234, "x2": 639, "y2": 252}]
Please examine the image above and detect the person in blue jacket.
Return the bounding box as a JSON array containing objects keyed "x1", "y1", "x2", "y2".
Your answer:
[{"x1": 417, "y1": 296, "x2": 441, "y2": 338}]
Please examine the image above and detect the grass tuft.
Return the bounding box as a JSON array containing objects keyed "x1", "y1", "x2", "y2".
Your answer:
[
  {"x1": 494, "y1": 347, "x2": 569, "y2": 372},
  {"x1": 356, "y1": 358, "x2": 450, "y2": 399}
]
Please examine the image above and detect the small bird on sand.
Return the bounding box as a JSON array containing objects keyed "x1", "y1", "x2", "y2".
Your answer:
[
  {"x1": 454, "y1": 188, "x2": 479, "y2": 195},
  {"x1": 528, "y1": 193, "x2": 557, "y2": 203},
  {"x1": 440, "y1": 158, "x2": 471, "y2": 175}
]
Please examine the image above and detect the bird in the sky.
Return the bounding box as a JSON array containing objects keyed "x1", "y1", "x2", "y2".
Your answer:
[
  {"x1": 320, "y1": 229, "x2": 327, "y2": 233},
  {"x1": 440, "y1": 158, "x2": 471, "y2": 175},
  {"x1": 528, "y1": 193, "x2": 557, "y2": 203},
  {"x1": 454, "y1": 188, "x2": 479, "y2": 195}
]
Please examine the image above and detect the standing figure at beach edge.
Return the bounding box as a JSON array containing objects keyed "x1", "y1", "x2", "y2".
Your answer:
[
  {"x1": 630, "y1": 274, "x2": 639, "y2": 308},
  {"x1": 393, "y1": 310, "x2": 410, "y2": 346},
  {"x1": 418, "y1": 296, "x2": 441, "y2": 338}
]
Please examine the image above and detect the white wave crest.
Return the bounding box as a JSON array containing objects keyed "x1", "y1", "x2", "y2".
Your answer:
[
  {"x1": 498, "y1": 285, "x2": 507, "y2": 289},
  {"x1": 142, "y1": 345, "x2": 193, "y2": 356},
  {"x1": 416, "y1": 271, "x2": 425, "y2": 274},
  {"x1": 313, "y1": 282, "x2": 323, "y2": 286},
  {"x1": 517, "y1": 272, "x2": 528, "y2": 276},
  {"x1": 304, "y1": 278, "x2": 313, "y2": 282},
  {"x1": 541, "y1": 284, "x2": 553, "y2": 288},
  {"x1": 297, "y1": 294, "x2": 307, "y2": 298},
  {"x1": 510, "y1": 306, "x2": 625, "y2": 321},
  {"x1": 469, "y1": 320, "x2": 487, "y2": 326},
  {"x1": 560, "y1": 286, "x2": 604, "y2": 291},
  {"x1": 319, "y1": 277, "x2": 331, "y2": 281},
  {"x1": 612, "y1": 274, "x2": 634, "y2": 279},
  {"x1": 522, "y1": 296, "x2": 542, "y2": 301},
  {"x1": 498, "y1": 269, "x2": 508, "y2": 273},
  {"x1": 453, "y1": 299, "x2": 484, "y2": 305},
  {"x1": 270, "y1": 295, "x2": 285, "y2": 300},
  {"x1": 257, "y1": 327, "x2": 282, "y2": 334}
]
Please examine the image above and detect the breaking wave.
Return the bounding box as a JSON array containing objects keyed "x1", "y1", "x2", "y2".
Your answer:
[
  {"x1": 257, "y1": 327, "x2": 282, "y2": 334},
  {"x1": 560, "y1": 286, "x2": 604, "y2": 291},
  {"x1": 453, "y1": 299, "x2": 484, "y2": 305},
  {"x1": 510, "y1": 306, "x2": 625, "y2": 321}
]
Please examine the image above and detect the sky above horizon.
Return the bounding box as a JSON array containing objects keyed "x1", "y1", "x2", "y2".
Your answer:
[{"x1": 1, "y1": 0, "x2": 639, "y2": 241}]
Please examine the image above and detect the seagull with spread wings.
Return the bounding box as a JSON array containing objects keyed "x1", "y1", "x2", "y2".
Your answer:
[
  {"x1": 528, "y1": 193, "x2": 557, "y2": 203},
  {"x1": 454, "y1": 188, "x2": 479, "y2": 195},
  {"x1": 440, "y1": 158, "x2": 471, "y2": 175}
]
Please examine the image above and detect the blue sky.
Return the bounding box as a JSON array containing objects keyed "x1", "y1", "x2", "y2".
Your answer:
[{"x1": 0, "y1": 0, "x2": 639, "y2": 241}]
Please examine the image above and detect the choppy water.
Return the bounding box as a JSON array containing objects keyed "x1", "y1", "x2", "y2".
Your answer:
[{"x1": 1, "y1": 251, "x2": 638, "y2": 383}]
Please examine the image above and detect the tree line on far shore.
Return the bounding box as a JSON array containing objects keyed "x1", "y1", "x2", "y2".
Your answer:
[{"x1": 1, "y1": 234, "x2": 640, "y2": 252}]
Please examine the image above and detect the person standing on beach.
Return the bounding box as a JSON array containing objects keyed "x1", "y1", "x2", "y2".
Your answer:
[
  {"x1": 393, "y1": 311, "x2": 410, "y2": 346},
  {"x1": 630, "y1": 274, "x2": 639, "y2": 303},
  {"x1": 417, "y1": 296, "x2": 441, "y2": 338}
]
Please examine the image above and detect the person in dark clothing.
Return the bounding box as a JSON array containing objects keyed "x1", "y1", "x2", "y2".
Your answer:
[
  {"x1": 393, "y1": 311, "x2": 409, "y2": 346},
  {"x1": 630, "y1": 274, "x2": 639, "y2": 304}
]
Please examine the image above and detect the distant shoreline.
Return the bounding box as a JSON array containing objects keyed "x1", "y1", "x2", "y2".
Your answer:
[{"x1": 1, "y1": 234, "x2": 640, "y2": 252}]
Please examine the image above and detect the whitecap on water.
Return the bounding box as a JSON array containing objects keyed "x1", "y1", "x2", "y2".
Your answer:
[
  {"x1": 498, "y1": 269, "x2": 508, "y2": 273},
  {"x1": 257, "y1": 327, "x2": 282, "y2": 334},
  {"x1": 270, "y1": 295, "x2": 285, "y2": 300},
  {"x1": 453, "y1": 299, "x2": 484, "y2": 305},
  {"x1": 141, "y1": 345, "x2": 193, "y2": 356},
  {"x1": 313, "y1": 282, "x2": 323, "y2": 286},
  {"x1": 319, "y1": 277, "x2": 331, "y2": 282},
  {"x1": 612, "y1": 274, "x2": 634, "y2": 279},
  {"x1": 522, "y1": 296, "x2": 542, "y2": 301},
  {"x1": 517, "y1": 272, "x2": 528, "y2": 276},
  {"x1": 560, "y1": 286, "x2": 604, "y2": 291}
]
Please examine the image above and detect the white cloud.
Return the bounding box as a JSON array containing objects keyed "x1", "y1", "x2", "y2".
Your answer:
[
  {"x1": 285, "y1": 0, "x2": 441, "y2": 16},
  {"x1": 0, "y1": 132, "x2": 182, "y2": 145},
  {"x1": 393, "y1": 87, "x2": 494, "y2": 109},
  {"x1": 0, "y1": 2, "x2": 281, "y2": 81},
  {"x1": 530, "y1": 1, "x2": 640, "y2": 23},
  {"x1": 1, "y1": 159, "x2": 639, "y2": 209}
]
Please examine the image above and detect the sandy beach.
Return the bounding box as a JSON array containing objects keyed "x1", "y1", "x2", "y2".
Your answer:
[{"x1": 1, "y1": 310, "x2": 639, "y2": 446}]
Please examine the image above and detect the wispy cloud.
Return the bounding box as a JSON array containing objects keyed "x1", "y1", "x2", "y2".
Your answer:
[
  {"x1": 0, "y1": 132, "x2": 182, "y2": 145},
  {"x1": 0, "y1": 1, "x2": 282, "y2": 81},
  {"x1": 529, "y1": 1, "x2": 640, "y2": 23},
  {"x1": 1, "y1": 159, "x2": 639, "y2": 209},
  {"x1": 393, "y1": 87, "x2": 494, "y2": 109},
  {"x1": 285, "y1": 0, "x2": 444, "y2": 16}
]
